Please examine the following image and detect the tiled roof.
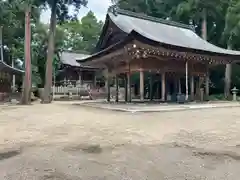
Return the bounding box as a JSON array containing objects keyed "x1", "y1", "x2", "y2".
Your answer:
[
  {"x1": 60, "y1": 51, "x2": 90, "y2": 67},
  {"x1": 108, "y1": 7, "x2": 240, "y2": 55}
]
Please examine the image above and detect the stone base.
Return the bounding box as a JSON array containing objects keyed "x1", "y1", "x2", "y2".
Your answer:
[{"x1": 78, "y1": 101, "x2": 240, "y2": 113}]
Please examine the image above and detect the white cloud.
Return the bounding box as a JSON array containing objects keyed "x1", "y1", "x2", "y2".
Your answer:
[{"x1": 40, "y1": 0, "x2": 112, "y2": 23}]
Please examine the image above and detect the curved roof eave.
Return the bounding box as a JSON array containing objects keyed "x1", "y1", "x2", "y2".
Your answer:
[
  {"x1": 129, "y1": 30, "x2": 240, "y2": 59},
  {"x1": 0, "y1": 61, "x2": 24, "y2": 75},
  {"x1": 77, "y1": 36, "x2": 134, "y2": 64}
]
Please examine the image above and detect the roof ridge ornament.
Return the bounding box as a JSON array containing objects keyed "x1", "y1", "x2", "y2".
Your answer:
[{"x1": 108, "y1": 5, "x2": 118, "y2": 16}]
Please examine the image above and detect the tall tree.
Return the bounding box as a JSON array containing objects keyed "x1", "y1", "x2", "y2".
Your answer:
[
  {"x1": 0, "y1": 0, "x2": 41, "y2": 61},
  {"x1": 79, "y1": 11, "x2": 103, "y2": 52},
  {"x1": 32, "y1": 23, "x2": 65, "y2": 87},
  {"x1": 174, "y1": 0, "x2": 224, "y2": 40},
  {"x1": 21, "y1": 1, "x2": 32, "y2": 104},
  {"x1": 60, "y1": 11, "x2": 103, "y2": 53},
  {"x1": 39, "y1": 0, "x2": 88, "y2": 103},
  {"x1": 0, "y1": 0, "x2": 41, "y2": 104},
  {"x1": 223, "y1": 0, "x2": 240, "y2": 99}
]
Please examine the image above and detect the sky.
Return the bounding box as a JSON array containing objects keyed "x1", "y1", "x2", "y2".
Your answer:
[{"x1": 40, "y1": 0, "x2": 112, "y2": 23}]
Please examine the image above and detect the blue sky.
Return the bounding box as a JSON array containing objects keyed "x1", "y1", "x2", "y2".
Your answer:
[{"x1": 40, "y1": 0, "x2": 112, "y2": 23}]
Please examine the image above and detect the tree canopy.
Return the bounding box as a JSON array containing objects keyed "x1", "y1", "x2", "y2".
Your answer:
[
  {"x1": 60, "y1": 11, "x2": 103, "y2": 53},
  {"x1": 0, "y1": 0, "x2": 102, "y2": 87}
]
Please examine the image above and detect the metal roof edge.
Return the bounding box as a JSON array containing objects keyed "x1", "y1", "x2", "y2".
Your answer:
[
  {"x1": 77, "y1": 36, "x2": 134, "y2": 64},
  {"x1": 0, "y1": 60, "x2": 24, "y2": 74},
  {"x1": 108, "y1": 5, "x2": 195, "y2": 31},
  {"x1": 61, "y1": 50, "x2": 90, "y2": 55}
]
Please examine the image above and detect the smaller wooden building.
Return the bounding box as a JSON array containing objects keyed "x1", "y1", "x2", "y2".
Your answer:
[
  {"x1": 0, "y1": 60, "x2": 24, "y2": 101},
  {"x1": 57, "y1": 51, "x2": 99, "y2": 86},
  {"x1": 79, "y1": 6, "x2": 240, "y2": 103},
  {"x1": 0, "y1": 27, "x2": 24, "y2": 101}
]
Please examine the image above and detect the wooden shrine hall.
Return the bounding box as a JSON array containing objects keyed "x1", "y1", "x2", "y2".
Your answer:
[
  {"x1": 0, "y1": 60, "x2": 24, "y2": 101},
  {"x1": 79, "y1": 6, "x2": 240, "y2": 103}
]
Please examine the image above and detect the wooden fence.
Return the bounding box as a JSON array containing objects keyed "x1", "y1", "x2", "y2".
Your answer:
[{"x1": 52, "y1": 80, "x2": 133, "y2": 100}]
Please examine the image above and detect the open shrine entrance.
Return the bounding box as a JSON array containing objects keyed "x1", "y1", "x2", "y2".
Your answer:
[
  {"x1": 102, "y1": 41, "x2": 216, "y2": 103},
  {"x1": 118, "y1": 72, "x2": 202, "y2": 102}
]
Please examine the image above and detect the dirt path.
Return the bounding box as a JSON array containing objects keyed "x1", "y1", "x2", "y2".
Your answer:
[{"x1": 0, "y1": 103, "x2": 240, "y2": 179}]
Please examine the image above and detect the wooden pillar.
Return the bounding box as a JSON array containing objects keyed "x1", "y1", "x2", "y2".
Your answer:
[
  {"x1": 127, "y1": 72, "x2": 131, "y2": 102},
  {"x1": 140, "y1": 69, "x2": 144, "y2": 101},
  {"x1": 178, "y1": 78, "x2": 182, "y2": 94},
  {"x1": 64, "y1": 77, "x2": 67, "y2": 95},
  {"x1": 127, "y1": 62, "x2": 132, "y2": 102},
  {"x1": 173, "y1": 78, "x2": 177, "y2": 94},
  {"x1": 12, "y1": 59, "x2": 16, "y2": 91},
  {"x1": 115, "y1": 74, "x2": 119, "y2": 102},
  {"x1": 149, "y1": 73, "x2": 153, "y2": 101},
  {"x1": 191, "y1": 75, "x2": 195, "y2": 101},
  {"x1": 0, "y1": 27, "x2": 4, "y2": 62},
  {"x1": 185, "y1": 61, "x2": 189, "y2": 101},
  {"x1": 106, "y1": 69, "x2": 110, "y2": 102},
  {"x1": 198, "y1": 76, "x2": 204, "y2": 101},
  {"x1": 79, "y1": 71, "x2": 83, "y2": 85},
  {"x1": 196, "y1": 77, "x2": 199, "y2": 96},
  {"x1": 124, "y1": 74, "x2": 128, "y2": 102},
  {"x1": 157, "y1": 78, "x2": 160, "y2": 99},
  {"x1": 224, "y1": 63, "x2": 232, "y2": 99},
  {"x1": 205, "y1": 67, "x2": 209, "y2": 98},
  {"x1": 161, "y1": 72, "x2": 165, "y2": 101},
  {"x1": 93, "y1": 72, "x2": 97, "y2": 87}
]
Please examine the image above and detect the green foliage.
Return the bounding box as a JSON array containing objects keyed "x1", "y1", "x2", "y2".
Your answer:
[
  {"x1": 34, "y1": 0, "x2": 88, "y2": 22},
  {"x1": 0, "y1": 0, "x2": 92, "y2": 88},
  {"x1": 223, "y1": 0, "x2": 240, "y2": 49},
  {"x1": 80, "y1": 11, "x2": 103, "y2": 52},
  {"x1": 60, "y1": 11, "x2": 103, "y2": 52},
  {"x1": 0, "y1": 0, "x2": 25, "y2": 63},
  {"x1": 208, "y1": 94, "x2": 227, "y2": 101},
  {"x1": 0, "y1": 0, "x2": 41, "y2": 87},
  {"x1": 31, "y1": 23, "x2": 65, "y2": 86}
]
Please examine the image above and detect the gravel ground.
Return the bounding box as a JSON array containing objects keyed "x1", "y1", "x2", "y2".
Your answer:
[{"x1": 0, "y1": 102, "x2": 240, "y2": 179}]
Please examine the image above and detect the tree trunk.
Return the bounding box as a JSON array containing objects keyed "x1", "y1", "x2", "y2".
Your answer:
[
  {"x1": 42, "y1": 0, "x2": 57, "y2": 103},
  {"x1": 201, "y1": 9, "x2": 207, "y2": 40},
  {"x1": 224, "y1": 44, "x2": 232, "y2": 99},
  {"x1": 21, "y1": 5, "x2": 32, "y2": 105},
  {"x1": 0, "y1": 26, "x2": 3, "y2": 62}
]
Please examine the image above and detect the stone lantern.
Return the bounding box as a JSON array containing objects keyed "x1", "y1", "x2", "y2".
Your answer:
[{"x1": 231, "y1": 87, "x2": 238, "y2": 101}]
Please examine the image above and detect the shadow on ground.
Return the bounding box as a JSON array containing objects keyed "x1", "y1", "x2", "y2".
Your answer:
[{"x1": 2, "y1": 141, "x2": 239, "y2": 180}]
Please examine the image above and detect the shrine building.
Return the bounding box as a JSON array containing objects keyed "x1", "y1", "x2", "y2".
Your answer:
[{"x1": 78, "y1": 6, "x2": 240, "y2": 103}]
